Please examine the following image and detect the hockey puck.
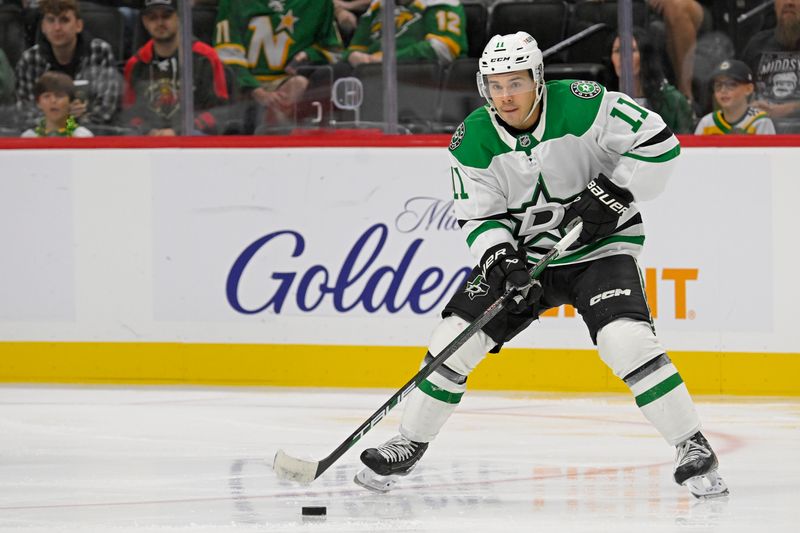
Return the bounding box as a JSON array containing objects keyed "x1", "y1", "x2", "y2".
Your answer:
[{"x1": 301, "y1": 506, "x2": 326, "y2": 517}]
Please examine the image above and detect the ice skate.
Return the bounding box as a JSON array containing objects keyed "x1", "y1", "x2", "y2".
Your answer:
[
  {"x1": 354, "y1": 435, "x2": 428, "y2": 493},
  {"x1": 673, "y1": 432, "x2": 729, "y2": 499}
]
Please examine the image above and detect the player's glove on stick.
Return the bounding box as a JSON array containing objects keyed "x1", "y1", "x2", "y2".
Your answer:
[
  {"x1": 563, "y1": 173, "x2": 634, "y2": 245},
  {"x1": 480, "y1": 243, "x2": 542, "y2": 313}
]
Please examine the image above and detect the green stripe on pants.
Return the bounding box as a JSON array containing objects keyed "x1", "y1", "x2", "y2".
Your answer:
[
  {"x1": 419, "y1": 379, "x2": 464, "y2": 404},
  {"x1": 635, "y1": 373, "x2": 684, "y2": 407}
]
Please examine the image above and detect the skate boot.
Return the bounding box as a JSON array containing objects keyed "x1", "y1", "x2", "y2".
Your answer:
[
  {"x1": 353, "y1": 435, "x2": 429, "y2": 493},
  {"x1": 673, "y1": 431, "x2": 729, "y2": 499}
]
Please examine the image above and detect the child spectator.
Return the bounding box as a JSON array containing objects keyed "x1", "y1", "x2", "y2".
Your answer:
[
  {"x1": 123, "y1": 0, "x2": 229, "y2": 135},
  {"x1": 21, "y1": 70, "x2": 93, "y2": 136},
  {"x1": 695, "y1": 60, "x2": 775, "y2": 135}
]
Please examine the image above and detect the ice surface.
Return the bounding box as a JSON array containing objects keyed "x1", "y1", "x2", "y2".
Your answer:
[{"x1": 0, "y1": 385, "x2": 797, "y2": 532}]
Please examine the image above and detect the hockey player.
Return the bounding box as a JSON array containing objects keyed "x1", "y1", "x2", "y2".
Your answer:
[{"x1": 355, "y1": 31, "x2": 729, "y2": 499}]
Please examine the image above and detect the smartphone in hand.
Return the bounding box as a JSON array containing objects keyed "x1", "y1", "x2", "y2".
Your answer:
[{"x1": 73, "y1": 79, "x2": 89, "y2": 103}]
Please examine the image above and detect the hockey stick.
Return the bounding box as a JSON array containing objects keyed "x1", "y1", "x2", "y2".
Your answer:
[{"x1": 273, "y1": 221, "x2": 583, "y2": 484}]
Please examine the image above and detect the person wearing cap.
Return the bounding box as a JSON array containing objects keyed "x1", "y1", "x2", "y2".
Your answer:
[
  {"x1": 695, "y1": 59, "x2": 775, "y2": 135},
  {"x1": 122, "y1": 0, "x2": 229, "y2": 135}
]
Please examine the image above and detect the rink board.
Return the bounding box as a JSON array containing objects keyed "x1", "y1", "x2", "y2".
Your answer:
[{"x1": 0, "y1": 137, "x2": 798, "y2": 395}]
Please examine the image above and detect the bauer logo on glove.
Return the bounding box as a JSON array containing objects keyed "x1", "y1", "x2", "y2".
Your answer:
[
  {"x1": 586, "y1": 178, "x2": 630, "y2": 215},
  {"x1": 563, "y1": 173, "x2": 634, "y2": 245}
]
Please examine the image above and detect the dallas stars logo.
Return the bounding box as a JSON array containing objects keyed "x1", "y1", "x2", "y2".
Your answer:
[
  {"x1": 464, "y1": 274, "x2": 489, "y2": 300},
  {"x1": 570, "y1": 80, "x2": 602, "y2": 99},
  {"x1": 508, "y1": 174, "x2": 579, "y2": 250}
]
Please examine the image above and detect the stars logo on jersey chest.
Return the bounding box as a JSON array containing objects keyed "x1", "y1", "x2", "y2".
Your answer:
[
  {"x1": 508, "y1": 174, "x2": 579, "y2": 250},
  {"x1": 570, "y1": 80, "x2": 602, "y2": 99}
]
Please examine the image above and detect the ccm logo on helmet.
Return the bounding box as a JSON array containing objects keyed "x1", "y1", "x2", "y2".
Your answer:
[
  {"x1": 490, "y1": 57, "x2": 510, "y2": 63},
  {"x1": 590, "y1": 288, "x2": 631, "y2": 306}
]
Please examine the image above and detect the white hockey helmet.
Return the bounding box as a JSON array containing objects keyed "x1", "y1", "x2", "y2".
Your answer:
[{"x1": 477, "y1": 31, "x2": 545, "y2": 118}]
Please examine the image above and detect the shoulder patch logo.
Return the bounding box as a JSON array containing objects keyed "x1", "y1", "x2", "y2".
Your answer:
[
  {"x1": 570, "y1": 80, "x2": 602, "y2": 99},
  {"x1": 449, "y1": 122, "x2": 465, "y2": 151}
]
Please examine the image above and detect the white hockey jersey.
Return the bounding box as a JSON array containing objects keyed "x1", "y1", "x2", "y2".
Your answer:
[{"x1": 447, "y1": 79, "x2": 681, "y2": 266}]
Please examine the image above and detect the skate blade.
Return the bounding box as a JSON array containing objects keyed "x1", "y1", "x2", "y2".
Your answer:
[
  {"x1": 684, "y1": 470, "x2": 730, "y2": 499},
  {"x1": 353, "y1": 467, "x2": 400, "y2": 493}
]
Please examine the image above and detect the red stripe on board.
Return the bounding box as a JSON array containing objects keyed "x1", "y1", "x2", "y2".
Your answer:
[
  {"x1": 1, "y1": 133, "x2": 799, "y2": 150},
  {"x1": 0, "y1": 132, "x2": 452, "y2": 150}
]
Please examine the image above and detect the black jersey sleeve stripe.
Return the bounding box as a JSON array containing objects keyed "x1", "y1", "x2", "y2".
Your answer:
[
  {"x1": 615, "y1": 213, "x2": 643, "y2": 233},
  {"x1": 634, "y1": 126, "x2": 674, "y2": 149}
]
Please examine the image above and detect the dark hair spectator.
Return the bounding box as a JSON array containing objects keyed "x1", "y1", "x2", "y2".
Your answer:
[
  {"x1": 122, "y1": 0, "x2": 229, "y2": 136},
  {"x1": 14, "y1": 0, "x2": 121, "y2": 128},
  {"x1": 610, "y1": 27, "x2": 694, "y2": 134},
  {"x1": 21, "y1": 70, "x2": 94, "y2": 136}
]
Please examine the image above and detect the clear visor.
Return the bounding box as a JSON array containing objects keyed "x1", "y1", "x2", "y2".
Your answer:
[{"x1": 481, "y1": 72, "x2": 537, "y2": 98}]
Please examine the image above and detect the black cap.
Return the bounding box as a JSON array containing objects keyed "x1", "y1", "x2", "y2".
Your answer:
[
  {"x1": 711, "y1": 59, "x2": 753, "y2": 83},
  {"x1": 143, "y1": 0, "x2": 177, "y2": 13}
]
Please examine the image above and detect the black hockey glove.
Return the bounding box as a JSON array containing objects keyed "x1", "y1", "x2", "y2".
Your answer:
[
  {"x1": 562, "y1": 173, "x2": 634, "y2": 245},
  {"x1": 479, "y1": 243, "x2": 542, "y2": 313}
]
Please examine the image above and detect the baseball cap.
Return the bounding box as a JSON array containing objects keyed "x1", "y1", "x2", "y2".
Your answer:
[
  {"x1": 710, "y1": 59, "x2": 753, "y2": 83},
  {"x1": 143, "y1": 0, "x2": 177, "y2": 13}
]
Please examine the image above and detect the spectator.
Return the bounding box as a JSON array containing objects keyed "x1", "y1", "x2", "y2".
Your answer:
[
  {"x1": 333, "y1": 0, "x2": 371, "y2": 43},
  {"x1": 610, "y1": 28, "x2": 694, "y2": 134},
  {"x1": 742, "y1": 0, "x2": 800, "y2": 128},
  {"x1": 14, "y1": 0, "x2": 120, "y2": 128},
  {"x1": 213, "y1": 0, "x2": 343, "y2": 127},
  {"x1": 647, "y1": 0, "x2": 704, "y2": 101},
  {"x1": 695, "y1": 59, "x2": 775, "y2": 135},
  {"x1": 343, "y1": 0, "x2": 467, "y2": 67},
  {"x1": 123, "y1": 0, "x2": 229, "y2": 135},
  {"x1": 0, "y1": 48, "x2": 14, "y2": 106},
  {"x1": 21, "y1": 70, "x2": 93, "y2": 136}
]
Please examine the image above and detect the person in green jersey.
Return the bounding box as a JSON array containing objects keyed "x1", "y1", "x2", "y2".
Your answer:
[
  {"x1": 343, "y1": 0, "x2": 467, "y2": 67},
  {"x1": 354, "y1": 31, "x2": 729, "y2": 501},
  {"x1": 213, "y1": 0, "x2": 343, "y2": 126}
]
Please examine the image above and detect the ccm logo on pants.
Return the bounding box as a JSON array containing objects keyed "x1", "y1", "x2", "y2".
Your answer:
[{"x1": 590, "y1": 288, "x2": 631, "y2": 306}]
